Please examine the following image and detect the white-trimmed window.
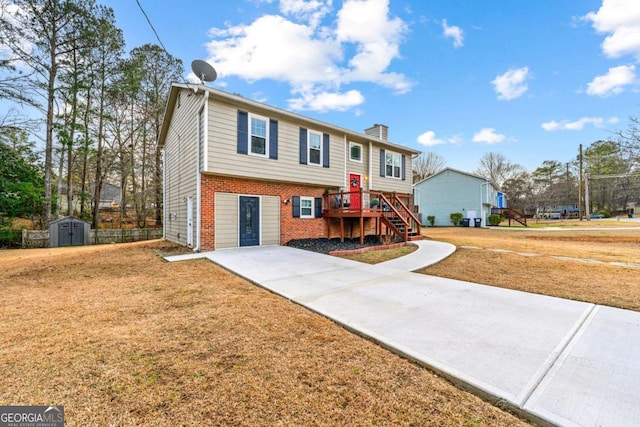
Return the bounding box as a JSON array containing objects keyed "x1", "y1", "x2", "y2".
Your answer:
[
  {"x1": 300, "y1": 197, "x2": 314, "y2": 218},
  {"x1": 250, "y1": 113, "x2": 269, "y2": 156},
  {"x1": 349, "y1": 142, "x2": 362, "y2": 162},
  {"x1": 385, "y1": 151, "x2": 401, "y2": 178},
  {"x1": 308, "y1": 130, "x2": 322, "y2": 166}
]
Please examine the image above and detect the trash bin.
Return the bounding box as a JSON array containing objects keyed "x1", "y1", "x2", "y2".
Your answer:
[
  {"x1": 474, "y1": 218, "x2": 482, "y2": 227},
  {"x1": 461, "y1": 218, "x2": 470, "y2": 227}
]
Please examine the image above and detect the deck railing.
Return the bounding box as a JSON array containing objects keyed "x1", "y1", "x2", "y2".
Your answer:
[{"x1": 323, "y1": 189, "x2": 420, "y2": 241}]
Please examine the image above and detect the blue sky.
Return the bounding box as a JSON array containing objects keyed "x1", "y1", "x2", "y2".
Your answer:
[{"x1": 43, "y1": 1, "x2": 640, "y2": 171}]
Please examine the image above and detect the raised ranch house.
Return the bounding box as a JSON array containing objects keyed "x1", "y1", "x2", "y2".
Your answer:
[{"x1": 158, "y1": 83, "x2": 421, "y2": 251}]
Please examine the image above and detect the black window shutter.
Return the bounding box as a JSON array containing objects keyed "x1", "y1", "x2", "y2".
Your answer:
[
  {"x1": 299, "y1": 128, "x2": 307, "y2": 164},
  {"x1": 269, "y1": 119, "x2": 278, "y2": 159},
  {"x1": 314, "y1": 198, "x2": 323, "y2": 218},
  {"x1": 322, "y1": 133, "x2": 330, "y2": 168},
  {"x1": 237, "y1": 111, "x2": 248, "y2": 154},
  {"x1": 401, "y1": 154, "x2": 406, "y2": 180},
  {"x1": 292, "y1": 196, "x2": 301, "y2": 218},
  {"x1": 380, "y1": 149, "x2": 386, "y2": 177}
]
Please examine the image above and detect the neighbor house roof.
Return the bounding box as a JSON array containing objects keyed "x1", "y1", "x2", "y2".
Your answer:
[
  {"x1": 414, "y1": 167, "x2": 501, "y2": 191},
  {"x1": 158, "y1": 83, "x2": 420, "y2": 156}
]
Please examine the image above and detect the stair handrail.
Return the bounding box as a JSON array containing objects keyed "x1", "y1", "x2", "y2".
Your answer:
[
  {"x1": 379, "y1": 194, "x2": 409, "y2": 241},
  {"x1": 391, "y1": 193, "x2": 421, "y2": 233}
]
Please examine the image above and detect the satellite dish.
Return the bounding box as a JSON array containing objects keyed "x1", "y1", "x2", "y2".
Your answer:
[{"x1": 191, "y1": 60, "x2": 217, "y2": 84}]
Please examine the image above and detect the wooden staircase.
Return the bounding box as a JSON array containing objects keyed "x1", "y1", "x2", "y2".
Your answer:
[
  {"x1": 379, "y1": 194, "x2": 424, "y2": 242},
  {"x1": 382, "y1": 215, "x2": 423, "y2": 241},
  {"x1": 492, "y1": 207, "x2": 528, "y2": 227}
]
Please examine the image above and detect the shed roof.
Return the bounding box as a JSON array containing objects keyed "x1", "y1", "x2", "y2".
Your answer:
[{"x1": 49, "y1": 216, "x2": 90, "y2": 225}]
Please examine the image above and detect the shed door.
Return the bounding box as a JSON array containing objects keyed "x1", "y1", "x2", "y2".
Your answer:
[
  {"x1": 239, "y1": 196, "x2": 260, "y2": 247},
  {"x1": 58, "y1": 221, "x2": 83, "y2": 246}
]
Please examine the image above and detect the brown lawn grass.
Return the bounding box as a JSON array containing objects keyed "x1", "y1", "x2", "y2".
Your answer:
[
  {"x1": 0, "y1": 241, "x2": 528, "y2": 426},
  {"x1": 418, "y1": 223, "x2": 640, "y2": 311},
  {"x1": 339, "y1": 244, "x2": 417, "y2": 264}
]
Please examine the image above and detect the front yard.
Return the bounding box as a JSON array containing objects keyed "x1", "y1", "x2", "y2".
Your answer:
[{"x1": 0, "y1": 241, "x2": 527, "y2": 426}]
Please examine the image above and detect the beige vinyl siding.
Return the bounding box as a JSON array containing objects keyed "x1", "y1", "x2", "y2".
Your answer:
[
  {"x1": 206, "y1": 99, "x2": 344, "y2": 187},
  {"x1": 164, "y1": 89, "x2": 202, "y2": 246},
  {"x1": 261, "y1": 196, "x2": 280, "y2": 246},
  {"x1": 370, "y1": 145, "x2": 413, "y2": 194},
  {"x1": 215, "y1": 192, "x2": 238, "y2": 249}
]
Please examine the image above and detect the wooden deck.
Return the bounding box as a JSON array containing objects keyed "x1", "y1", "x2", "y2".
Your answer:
[{"x1": 322, "y1": 190, "x2": 423, "y2": 244}]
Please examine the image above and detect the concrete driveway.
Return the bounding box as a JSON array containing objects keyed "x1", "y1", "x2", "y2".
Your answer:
[{"x1": 169, "y1": 241, "x2": 640, "y2": 427}]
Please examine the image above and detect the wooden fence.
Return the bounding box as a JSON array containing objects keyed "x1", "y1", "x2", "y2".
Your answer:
[{"x1": 22, "y1": 228, "x2": 163, "y2": 248}]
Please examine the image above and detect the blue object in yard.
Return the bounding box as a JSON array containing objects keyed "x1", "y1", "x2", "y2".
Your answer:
[
  {"x1": 474, "y1": 218, "x2": 482, "y2": 227},
  {"x1": 462, "y1": 218, "x2": 470, "y2": 227}
]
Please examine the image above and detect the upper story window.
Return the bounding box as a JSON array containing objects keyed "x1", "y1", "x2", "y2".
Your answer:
[
  {"x1": 237, "y1": 110, "x2": 278, "y2": 160},
  {"x1": 308, "y1": 131, "x2": 322, "y2": 166},
  {"x1": 250, "y1": 114, "x2": 268, "y2": 156},
  {"x1": 299, "y1": 127, "x2": 330, "y2": 168},
  {"x1": 349, "y1": 142, "x2": 362, "y2": 162},
  {"x1": 385, "y1": 151, "x2": 402, "y2": 179}
]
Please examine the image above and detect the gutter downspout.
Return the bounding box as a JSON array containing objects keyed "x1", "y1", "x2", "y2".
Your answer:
[
  {"x1": 162, "y1": 149, "x2": 166, "y2": 241},
  {"x1": 368, "y1": 141, "x2": 373, "y2": 190},
  {"x1": 195, "y1": 90, "x2": 209, "y2": 252},
  {"x1": 343, "y1": 135, "x2": 347, "y2": 189}
]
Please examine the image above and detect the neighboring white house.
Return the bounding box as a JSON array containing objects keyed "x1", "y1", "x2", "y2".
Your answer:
[{"x1": 414, "y1": 168, "x2": 505, "y2": 227}]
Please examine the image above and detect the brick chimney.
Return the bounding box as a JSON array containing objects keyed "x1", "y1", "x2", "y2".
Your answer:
[{"x1": 365, "y1": 123, "x2": 388, "y2": 141}]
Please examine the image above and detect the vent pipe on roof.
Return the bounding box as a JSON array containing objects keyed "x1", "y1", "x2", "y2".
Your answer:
[{"x1": 365, "y1": 123, "x2": 388, "y2": 141}]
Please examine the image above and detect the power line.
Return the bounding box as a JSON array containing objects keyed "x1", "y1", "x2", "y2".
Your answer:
[
  {"x1": 134, "y1": 0, "x2": 196, "y2": 88},
  {"x1": 135, "y1": 0, "x2": 169, "y2": 53},
  {"x1": 588, "y1": 173, "x2": 640, "y2": 180}
]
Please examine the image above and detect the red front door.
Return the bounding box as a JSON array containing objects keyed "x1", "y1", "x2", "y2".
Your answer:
[{"x1": 349, "y1": 173, "x2": 361, "y2": 209}]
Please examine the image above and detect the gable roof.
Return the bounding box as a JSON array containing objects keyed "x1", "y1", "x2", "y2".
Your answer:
[
  {"x1": 158, "y1": 83, "x2": 420, "y2": 155},
  {"x1": 414, "y1": 167, "x2": 501, "y2": 191}
]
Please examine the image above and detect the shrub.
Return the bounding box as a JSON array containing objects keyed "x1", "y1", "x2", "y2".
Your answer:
[
  {"x1": 450, "y1": 212, "x2": 463, "y2": 226},
  {"x1": 426, "y1": 215, "x2": 435, "y2": 227},
  {"x1": 597, "y1": 210, "x2": 610, "y2": 218},
  {"x1": 0, "y1": 218, "x2": 21, "y2": 249},
  {"x1": 488, "y1": 214, "x2": 503, "y2": 226}
]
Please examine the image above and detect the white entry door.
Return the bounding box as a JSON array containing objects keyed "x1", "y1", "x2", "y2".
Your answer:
[
  {"x1": 467, "y1": 210, "x2": 478, "y2": 227},
  {"x1": 186, "y1": 196, "x2": 194, "y2": 247}
]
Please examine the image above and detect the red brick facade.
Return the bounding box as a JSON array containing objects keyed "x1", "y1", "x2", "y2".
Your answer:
[{"x1": 200, "y1": 174, "x2": 370, "y2": 251}]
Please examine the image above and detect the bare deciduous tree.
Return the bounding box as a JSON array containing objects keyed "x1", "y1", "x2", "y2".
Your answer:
[{"x1": 413, "y1": 151, "x2": 445, "y2": 181}]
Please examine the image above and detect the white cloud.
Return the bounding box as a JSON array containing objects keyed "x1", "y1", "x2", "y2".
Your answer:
[
  {"x1": 586, "y1": 64, "x2": 636, "y2": 96},
  {"x1": 442, "y1": 19, "x2": 464, "y2": 48},
  {"x1": 472, "y1": 128, "x2": 506, "y2": 144},
  {"x1": 335, "y1": 0, "x2": 410, "y2": 91},
  {"x1": 205, "y1": 0, "x2": 410, "y2": 112},
  {"x1": 584, "y1": 0, "x2": 640, "y2": 59},
  {"x1": 287, "y1": 89, "x2": 364, "y2": 112},
  {"x1": 541, "y1": 116, "x2": 619, "y2": 131},
  {"x1": 417, "y1": 131, "x2": 446, "y2": 147},
  {"x1": 491, "y1": 67, "x2": 530, "y2": 100},
  {"x1": 207, "y1": 15, "x2": 341, "y2": 85},
  {"x1": 279, "y1": 0, "x2": 332, "y2": 29}
]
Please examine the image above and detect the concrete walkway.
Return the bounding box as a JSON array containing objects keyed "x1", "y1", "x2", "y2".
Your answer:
[{"x1": 167, "y1": 241, "x2": 640, "y2": 427}]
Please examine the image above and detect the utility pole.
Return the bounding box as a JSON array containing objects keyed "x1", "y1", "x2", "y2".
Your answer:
[
  {"x1": 579, "y1": 144, "x2": 583, "y2": 221},
  {"x1": 585, "y1": 173, "x2": 590, "y2": 221}
]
